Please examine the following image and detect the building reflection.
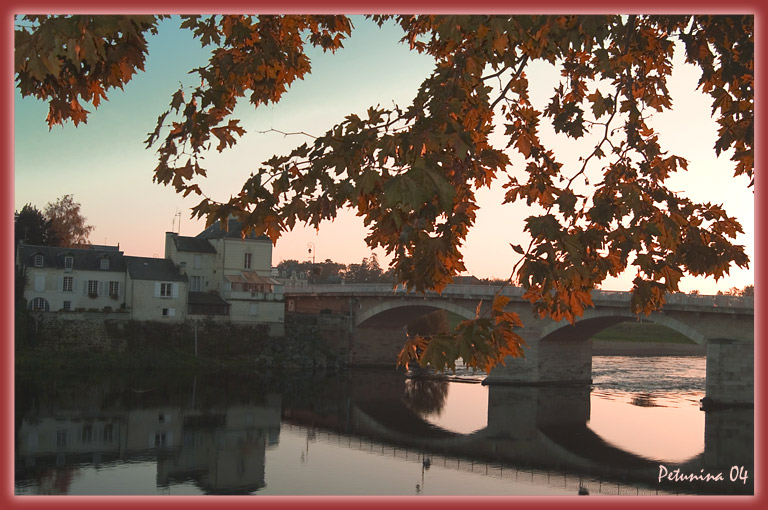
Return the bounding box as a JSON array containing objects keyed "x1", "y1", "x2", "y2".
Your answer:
[{"x1": 16, "y1": 396, "x2": 281, "y2": 495}]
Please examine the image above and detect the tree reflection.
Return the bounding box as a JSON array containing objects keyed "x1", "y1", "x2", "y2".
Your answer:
[
  {"x1": 402, "y1": 378, "x2": 449, "y2": 416},
  {"x1": 630, "y1": 393, "x2": 658, "y2": 407}
]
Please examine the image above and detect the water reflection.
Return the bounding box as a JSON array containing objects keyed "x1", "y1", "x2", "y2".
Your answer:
[
  {"x1": 403, "y1": 378, "x2": 448, "y2": 415},
  {"x1": 15, "y1": 358, "x2": 753, "y2": 495},
  {"x1": 630, "y1": 393, "x2": 657, "y2": 407}
]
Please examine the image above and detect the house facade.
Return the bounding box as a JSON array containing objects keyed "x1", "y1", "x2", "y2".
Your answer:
[
  {"x1": 16, "y1": 244, "x2": 127, "y2": 313},
  {"x1": 165, "y1": 217, "x2": 285, "y2": 335},
  {"x1": 17, "y1": 217, "x2": 285, "y2": 334},
  {"x1": 124, "y1": 256, "x2": 188, "y2": 322}
]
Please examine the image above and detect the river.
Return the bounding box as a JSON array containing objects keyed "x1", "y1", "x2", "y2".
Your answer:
[{"x1": 14, "y1": 354, "x2": 753, "y2": 496}]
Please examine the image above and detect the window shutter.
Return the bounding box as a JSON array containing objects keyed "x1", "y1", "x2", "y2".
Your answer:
[
  {"x1": 72, "y1": 278, "x2": 79, "y2": 292},
  {"x1": 98, "y1": 281, "x2": 106, "y2": 296},
  {"x1": 58, "y1": 276, "x2": 63, "y2": 292},
  {"x1": 154, "y1": 282, "x2": 161, "y2": 297},
  {"x1": 168, "y1": 308, "x2": 176, "y2": 317},
  {"x1": 172, "y1": 283, "x2": 179, "y2": 298},
  {"x1": 83, "y1": 280, "x2": 88, "y2": 295}
]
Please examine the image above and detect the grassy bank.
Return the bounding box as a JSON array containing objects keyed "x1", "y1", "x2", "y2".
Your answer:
[{"x1": 591, "y1": 321, "x2": 696, "y2": 344}]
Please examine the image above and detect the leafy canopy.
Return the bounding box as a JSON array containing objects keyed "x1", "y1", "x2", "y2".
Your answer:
[
  {"x1": 14, "y1": 195, "x2": 94, "y2": 248},
  {"x1": 15, "y1": 14, "x2": 753, "y2": 371}
]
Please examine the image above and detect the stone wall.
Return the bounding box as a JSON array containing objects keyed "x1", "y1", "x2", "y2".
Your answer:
[
  {"x1": 27, "y1": 311, "x2": 130, "y2": 352},
  {"x1": 705, "y1": 338, "x2": 754, "y2": 407},
  {"x1": 21, "y1": 313, "x2": 334, "y2": 371}
]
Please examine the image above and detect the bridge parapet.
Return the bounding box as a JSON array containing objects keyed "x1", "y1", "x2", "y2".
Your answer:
[{"x1": 284, "y1": 283, "x2": 753, "y2": 314}]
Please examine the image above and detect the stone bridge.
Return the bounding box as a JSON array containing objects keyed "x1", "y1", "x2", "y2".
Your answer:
[{"x1": 285, "y1": 284, "x2": 754, "y2": 407}]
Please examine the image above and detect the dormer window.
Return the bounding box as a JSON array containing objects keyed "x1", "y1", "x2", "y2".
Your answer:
[
  {"x1": 64, "y1": 256, "x2": 73, "y2": 271},
  {"x1": 34, "y1": 254, "x2": 44, "y2": 268},
  {"x1": 100, "y1": 258, "x2": 110, "y2": 270}
]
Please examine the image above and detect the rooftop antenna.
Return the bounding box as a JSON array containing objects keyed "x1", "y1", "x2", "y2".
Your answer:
[{"x1": 172, "y1": 209, "x2": 181, "y2": 234}]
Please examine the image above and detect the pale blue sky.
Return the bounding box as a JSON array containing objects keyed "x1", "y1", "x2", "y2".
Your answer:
[{"x1": 14, "y1": 15, "x2": 754, "y2": 293}]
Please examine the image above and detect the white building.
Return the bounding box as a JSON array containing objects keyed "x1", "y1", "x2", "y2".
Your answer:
[
  {"x1": 17, "y1": 217, "x2": 285, "y2": 334},
  {"x1": 16, "y1": 244, "x2": 127, "y2": 313},
  {"x1": 165, "y1": 217, "x2": 284, "y2": 335},
  {"x1": 124, "y1": 256, "x2": 188, "y2": 322}
]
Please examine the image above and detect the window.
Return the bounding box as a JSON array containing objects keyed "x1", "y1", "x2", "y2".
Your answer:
[
  {"x1": 109, "y1": 281, "x2": 119, "y2": 296},
  {"x1": 244, "y1": 252, "x2": 252, "y2": 269},
  {"x1": 63, "y1": 276, "x2": 73, "y2": 292},
  {"x1": 81, "y1": 425, "x2": 93, "y2": 443},
  {"x1": 189, "y1": 276, "x2": 203, "y2": 292},
  {"x1": 193, "y1": 254, "x2": 202, "y2": 269},
  {"x1": 87, "y1": 280, "x2": 99, "y2": 296},
  {"x1": 63, "y1": 301, "x2": 71, "y2": 311},
  {"x1": 154, "y1": 433, "x2": 167, "y2": 447},
  {"x1": 160, "y1": 283, "x2": 172, "y2": 297},
  {"x1": 34, "y1": 254, "x2": 44, "y2": 267},
  {"x1": 100, "y1": 258, "x2": 110, "y2": 270},
  {"x1": 64, "y1": 256, "x2": 73, "y2": 271},
  {"x1": 162, "y1": 308, "x2": 176, "y2": 317},
  {"x1": 28, "y1": 297, "x2": 49, "y2": 311},
  {"x1": 103, "y1": 424, "x2": 114, "y2": 442},
  {"x1": 56, "y1": 430, "x2": 67, "y2": 447}
]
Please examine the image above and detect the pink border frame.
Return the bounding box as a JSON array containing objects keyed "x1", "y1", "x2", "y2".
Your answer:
[{"x1": 3, "y1": 2, "x2": 764, "y2": 508}]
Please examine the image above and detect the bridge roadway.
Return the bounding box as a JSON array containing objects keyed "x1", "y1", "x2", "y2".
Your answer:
[{"x1": 284, "y1": 283, "x2": 755, "y2": 408}]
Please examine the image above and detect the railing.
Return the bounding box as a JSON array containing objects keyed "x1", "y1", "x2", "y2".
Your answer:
[
  {"x1": 283, "y1": 283, "x2": 753, "y2": 311},
  {"x1": 223, "y1": 290, "x2": 285, "y2": 301},
  {"x1": 282, "y1": 422, "x2": 681, "y2": 496}
]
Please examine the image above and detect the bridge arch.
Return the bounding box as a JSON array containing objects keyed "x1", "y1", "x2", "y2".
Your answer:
[
  {"x1": 539, "y1": 308, "x2": 706, "y2": 345},
  {"x1": 355, "y1": 299, "x2": 477, "y2": 328}
]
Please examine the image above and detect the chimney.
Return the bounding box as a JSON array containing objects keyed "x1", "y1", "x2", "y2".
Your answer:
[{"x1": 164, "y1": 231, "x2": 178, "y2": 260}]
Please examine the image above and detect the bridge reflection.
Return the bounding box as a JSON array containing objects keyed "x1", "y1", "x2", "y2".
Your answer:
[
  {"x1": 328, "y1": 370, "x2": 753, "y2": 494},
  {"x1": 15, "y1": 368, "x2": 753, "y2": 495}
]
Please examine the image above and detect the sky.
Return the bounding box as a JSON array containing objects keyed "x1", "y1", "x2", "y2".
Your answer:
[{"x1": 13, "y1": 14, "x2": 755, "y2": 295}]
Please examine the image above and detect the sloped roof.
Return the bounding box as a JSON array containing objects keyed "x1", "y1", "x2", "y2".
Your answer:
[
  {"x1": 17, "y1": 244, "x2": 126, "y2": 272},
  {"x1": 225, "y1": 272, "x2": 281, "y2": 285},
  {"x1": 173, "y1": 235, "x2": 216, "y2": 253},
  {"x1": 124, "y1": 256, "x2": 187, "y2": 282},
  {"x1": 188, "y1": 291, "x2": 230, "y2": 306},
  {"x1": 196, "y1": 218, "x2": 270, "y2": 241}
]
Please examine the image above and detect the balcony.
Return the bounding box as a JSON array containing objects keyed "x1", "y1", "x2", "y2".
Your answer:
[{"x1": 223, "y1": 289, "x2": 285, "y2": 302}]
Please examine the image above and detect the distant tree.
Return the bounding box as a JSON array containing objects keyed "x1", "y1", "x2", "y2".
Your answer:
[
  {"x1": 14, "y1": 204, "x2": 58, "y2": 246},
  {"x1": 43, "y1": 194, "x2": 94, "y2": 248},
  {"x1": 16, "y1": 15, "x2": 754, "y2": 373},
  {"x1": 688, "y1": 289, "x2": 700, "y2": 295},
  {"x1": 720, "y1": 284, "x2": 753, "y2": 297},
  {"x1": 342, "y1": 254, "x2": 394, "y2": 283},
  {"x1": 277, "y1": 258, "x2": 346, "y2": 283}
]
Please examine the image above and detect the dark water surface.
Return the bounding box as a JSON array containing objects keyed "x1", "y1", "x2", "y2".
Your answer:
[{"x1": 14, "y1": 355, "x2": 753, "y2": 496}]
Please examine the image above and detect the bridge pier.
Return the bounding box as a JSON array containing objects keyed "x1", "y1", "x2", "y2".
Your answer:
[
  {"x1": 348, "y1": 326, "x2": 408, "y2": 367},
  {"x1": 485, "y1": 385, "x2": 591, "y2": 439},
  {"x1": 483, "y1": 326, "x2": 593, "y2": 386},
  {"x1": 703, "y1": 338, "x2": 754, "y2": 409}
]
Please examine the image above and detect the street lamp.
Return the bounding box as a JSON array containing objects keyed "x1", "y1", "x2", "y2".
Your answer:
[{"x1": 307, "y1": 242, "x2": 316, "y2": 283}]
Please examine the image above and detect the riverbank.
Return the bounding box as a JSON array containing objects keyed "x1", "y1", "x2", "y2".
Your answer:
[{"x1": 592, "y1": 339, "x2": 705, "y2": 356}]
